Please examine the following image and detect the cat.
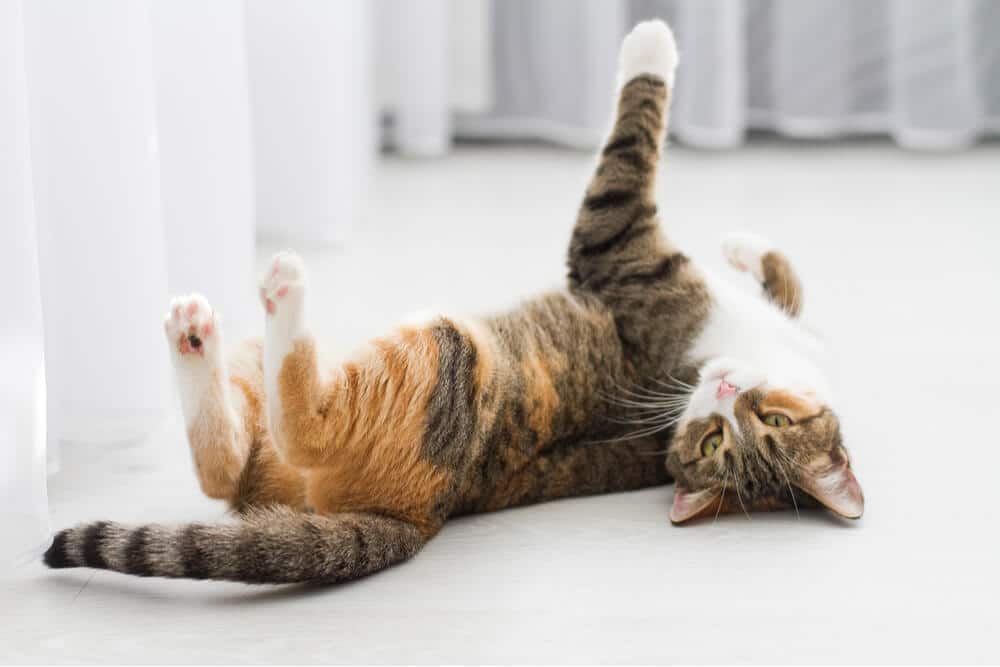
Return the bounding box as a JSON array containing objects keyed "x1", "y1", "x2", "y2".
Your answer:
[{"x1": 44, "y1": 20, "x2": 862, "y2": 585}]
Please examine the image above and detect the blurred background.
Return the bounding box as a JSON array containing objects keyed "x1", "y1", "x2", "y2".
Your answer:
[{"x1": 2, "y1": 1, "x2": 999, "y2": 661}]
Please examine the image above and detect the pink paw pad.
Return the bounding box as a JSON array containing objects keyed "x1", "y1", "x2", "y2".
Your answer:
[
  {"x1": 165, "y1": 295, "x2": 215, "y2": 358},
  {"x1": 258, "y1": 251, "x2": 305, "y2": 317}
]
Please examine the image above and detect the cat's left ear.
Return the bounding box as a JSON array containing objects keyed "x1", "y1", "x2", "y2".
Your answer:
[
  {"x1": 796, "y1": 459, "x2": 864, "y2": 519},
  {"x1": 669, "y1": 485, "x2": 720, "y2": 524}
]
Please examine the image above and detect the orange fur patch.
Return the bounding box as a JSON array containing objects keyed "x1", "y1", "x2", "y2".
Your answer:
[
  {"x1": 276, "y1": 329, "x2": 452, "y2": 534},
  {"x1": 521, "y1": 353, "x2": 561, "y2": 447},
  {"x1": 185, "y1": 369, "x2": 249, "y2": 500},
  {"x1": 758, "y1": 389, "x2": 823, "y2": 422}
]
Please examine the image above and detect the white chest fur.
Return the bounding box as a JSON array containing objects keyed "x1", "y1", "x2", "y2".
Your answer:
[{"x1": 687, "y1": 270, "x2": 834, "y2": 403}]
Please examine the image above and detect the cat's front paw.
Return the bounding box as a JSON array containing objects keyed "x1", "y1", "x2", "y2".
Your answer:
[
  {"x1": 164, "y1": 293, "x2": 219, "y2": 360},
  {"x1": 722, "y1": 233, "x2": 774, "y2": 283},
  {"x1": 619, "y1": 19, "x2": 679, "y2": 88},
  {"x1": 259, "y1": 251, "x2": 306, "y2": 319}
]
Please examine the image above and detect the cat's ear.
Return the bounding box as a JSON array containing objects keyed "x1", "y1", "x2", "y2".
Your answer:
[
  {"x1": 796, "y1": 462, "x2": 864, "y2": 519},
  {"x1": 669, "y1": 485, "x2": 720, "y2": 524}
]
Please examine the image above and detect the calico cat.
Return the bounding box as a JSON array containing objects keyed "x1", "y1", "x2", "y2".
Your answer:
[{"x1": 44, "y1": 20, "x2": 863, "y2": 585}]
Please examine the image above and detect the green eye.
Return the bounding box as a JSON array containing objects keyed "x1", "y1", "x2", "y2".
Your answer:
[
  {"x1": 701, "y1": 432, "x2": 723, "y2": 457},
  {"x1": 763, "y1": 413, "x2": 791, "y2": 427}
]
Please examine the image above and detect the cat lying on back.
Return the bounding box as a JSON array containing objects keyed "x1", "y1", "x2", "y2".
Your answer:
[{"x1": 45, "y1": 20, "x2": 863, "y2": 585}]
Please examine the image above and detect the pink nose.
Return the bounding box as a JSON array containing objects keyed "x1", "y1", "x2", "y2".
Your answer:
[{"x1": 716, "y1": 380, "x2": 738, "y2": 400}]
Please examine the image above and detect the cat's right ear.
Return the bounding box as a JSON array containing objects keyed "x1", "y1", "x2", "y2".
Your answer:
[
  {"x1": 669, "y1": 485, "x2": 720, "y2": 524},
  {"x1": 796, "y1": 462, "x2": 864, "y2": 519}
]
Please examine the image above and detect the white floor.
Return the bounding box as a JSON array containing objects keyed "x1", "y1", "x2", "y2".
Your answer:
[{"x1": 3, "y1": 141, "x2": 1000, "y2": 664}]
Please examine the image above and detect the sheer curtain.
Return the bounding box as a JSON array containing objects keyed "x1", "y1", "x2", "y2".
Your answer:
[
  {"x1": 0, "y1": 0, "x2": 49, "y2": 565},
  {"x1": 2, "y1": 0, "x2": 371, "y2": 563},
  {"x1": 442, "y1": 0, "x2": 1000, "y2": 150}
]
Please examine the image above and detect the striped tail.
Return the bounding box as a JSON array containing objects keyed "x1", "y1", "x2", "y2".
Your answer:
[{"x1": 43, "y1": 507, "x2": 425, "y2": 584}]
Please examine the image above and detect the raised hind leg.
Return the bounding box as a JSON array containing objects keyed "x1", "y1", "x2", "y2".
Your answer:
[
  {"x1": 164, "y1": 294, "x2": 304, "y2": 510},
  {"x1": 258, "y1": 251, "x2": 454, "y2": 529}
]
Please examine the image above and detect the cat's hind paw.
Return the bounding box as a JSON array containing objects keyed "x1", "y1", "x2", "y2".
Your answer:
[
  {"x1": 722, "y1": 233, "x2": 775, "y2": 283},
  {"x1": 259, "y1": 251, "x2": 306, "y2": 319},
  {"x1": 619, "y1": 19, "x2": 678, "y2": 88},
  {"x1": 164, "y1": 293, "x2": 220, "y2": 360}
]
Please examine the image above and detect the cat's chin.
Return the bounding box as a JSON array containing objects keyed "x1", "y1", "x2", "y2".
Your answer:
[{"x1": 678, "y1": 358, "x2": 766, "y2": 428}]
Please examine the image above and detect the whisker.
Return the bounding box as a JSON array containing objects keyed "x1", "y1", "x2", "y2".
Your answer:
[
  {"x1": 779, "y1": 463, "x2": 800, "y2": 520},
  {"x1": 731, "y1": 464, "x2": 752, "y2": 522},
  {"x1": 648, "y1": 374, "x2": 696, "y2": 393},
  {"x1": 668, "y1": 374, "x2": 697, "y2": 390},
  {"x1": 584, "y1": 416, "x2": 686, "y2": 445},
  {"x1": 769, "y1": 445, "x2": 800, "y2": 520},
  {"x1": 611, "y1": 377, "x2": 690, "y2": 403},
  {"x1": 598, "y1": 389, "x2": 687, "y2": 409},
  {"x1": 605, "y1": 413, "x2": 677, "y2": 426},
  {"x1": 713, "y1": 469, "x2": 729, "y2": 525}
]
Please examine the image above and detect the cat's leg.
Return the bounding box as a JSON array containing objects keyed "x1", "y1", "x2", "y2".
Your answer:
[
  {"x1": 567, "y1": 20, "x2": 679, "y2": 289},
  {"x1": 164, "y1": 294, "x2": 251, "y2": 501},
  {"x1": 722, "y1": 233, "x2": 803, "y2": 317},
  {"x1": 166, "y1": 300, "x2": 307, "y2": 511},
  {"x1": 258, "y1": 251, "x2": 309, "y2": 463},
  {"x1": 258, "y1": 251, "x2": 336, "y2": 468},
  {"x1": 567, "y1": 20, "x2": 708, "y2": 377},
  {"x1": 257, "y1": 252, "x2": 430, "y2": 469},
  {"x1": 473, "y1": 437, "x2": 671, "y2": 513}
]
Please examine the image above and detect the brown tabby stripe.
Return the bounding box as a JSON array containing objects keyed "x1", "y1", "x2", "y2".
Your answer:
[
  {"x1": 124, "y1": 527, "x2": 152, "y2": 576},
  {"x1": 81, "y1": 521, "x2": 109, "y2": 569},
  {"x1": 421, "y1": 322, "x2": 479, "y2": 470},
  {"x1": 578, "y1": 204, "x2": 658, "y2": 257}
]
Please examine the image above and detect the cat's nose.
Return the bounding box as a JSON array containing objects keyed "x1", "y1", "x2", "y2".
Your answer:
[{"x1": 716, "y1": 380, "x2": 738, "y2": 400}]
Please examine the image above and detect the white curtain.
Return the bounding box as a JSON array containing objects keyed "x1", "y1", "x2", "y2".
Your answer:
[
  {"x1": 377, "y1": 0, "x2": 493, "y2": 156},
  {"x1": 438, "y1": 0, "x2": 1000, "y2": 150},
  {"x1": 0, "y1": 0, "x2": 49, "y2": 565},
  {"x1": 247, "y1": 0, "x2": 373, "y2": 245},
  {"x1": 2, "y1": 0, "x2": 372, "y2": 563}
]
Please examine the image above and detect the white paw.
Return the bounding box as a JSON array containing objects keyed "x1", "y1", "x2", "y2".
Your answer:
[
  {"x1": 618, "y1": 19, "x2": 679, "y2": 88},
  {"x1": 259, "y1": 251, "x2": 306, "y2": 320},
  {"x1": 164, "y1": 293, "x2": 220, "y2": 360},
  {"x1": 722, "y1": 233, "x2": 774, "y2": 283}
]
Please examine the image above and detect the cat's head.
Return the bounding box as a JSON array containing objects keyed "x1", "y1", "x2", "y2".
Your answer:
[{"x1": 664, "y1": 357, "x2": 863, "y2": 523}]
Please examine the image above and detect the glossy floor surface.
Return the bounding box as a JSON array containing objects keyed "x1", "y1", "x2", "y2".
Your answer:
[{"x1": 3, "y1": 141, "x2": 999, "y2": 664}]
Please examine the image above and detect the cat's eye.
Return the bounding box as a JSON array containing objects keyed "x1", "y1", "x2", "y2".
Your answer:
[
  {"x1": 701, "y1": 432, "x2": 723, "y2": 457},
  {"x1": 762, "y1": 413, "x2": 792, "y2": 427}
]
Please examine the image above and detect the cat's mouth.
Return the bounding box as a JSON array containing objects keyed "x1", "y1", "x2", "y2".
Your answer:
[{"x1": 715, "y1": 379, "x2": 739, "y2": 400}]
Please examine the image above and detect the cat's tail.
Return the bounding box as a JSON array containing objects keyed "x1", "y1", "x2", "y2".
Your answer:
[{"x1": 42, "y1": 506, "x2": 426, "y2": 584}]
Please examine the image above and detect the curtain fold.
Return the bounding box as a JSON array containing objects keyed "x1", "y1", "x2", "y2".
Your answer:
[
  {"x1": 246, "y1": 0, "x2": 373, "y2": 245},
  {"x1": 151, "y1": 0, "x2": 257, "y2": 341},
  {"x1": 377, "y1": 0, "x2": 493, "y2": 156},
  {"x1": 451, "y1": 0, "x2": 1000, "y2": 149},
  {"x1": 6, "y1": 0, "x2": 374, "y2": 470},
  {"x1": 0, "y1": 0, "x2": 50, "y2": 565},
  {"x1": 22, "y1": 0, "x2": 172, "y2": 445}
]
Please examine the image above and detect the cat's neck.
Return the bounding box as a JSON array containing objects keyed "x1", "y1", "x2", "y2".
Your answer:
[{"x1": 688, "y1": 270, "x2": 834, "y2": 401}]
